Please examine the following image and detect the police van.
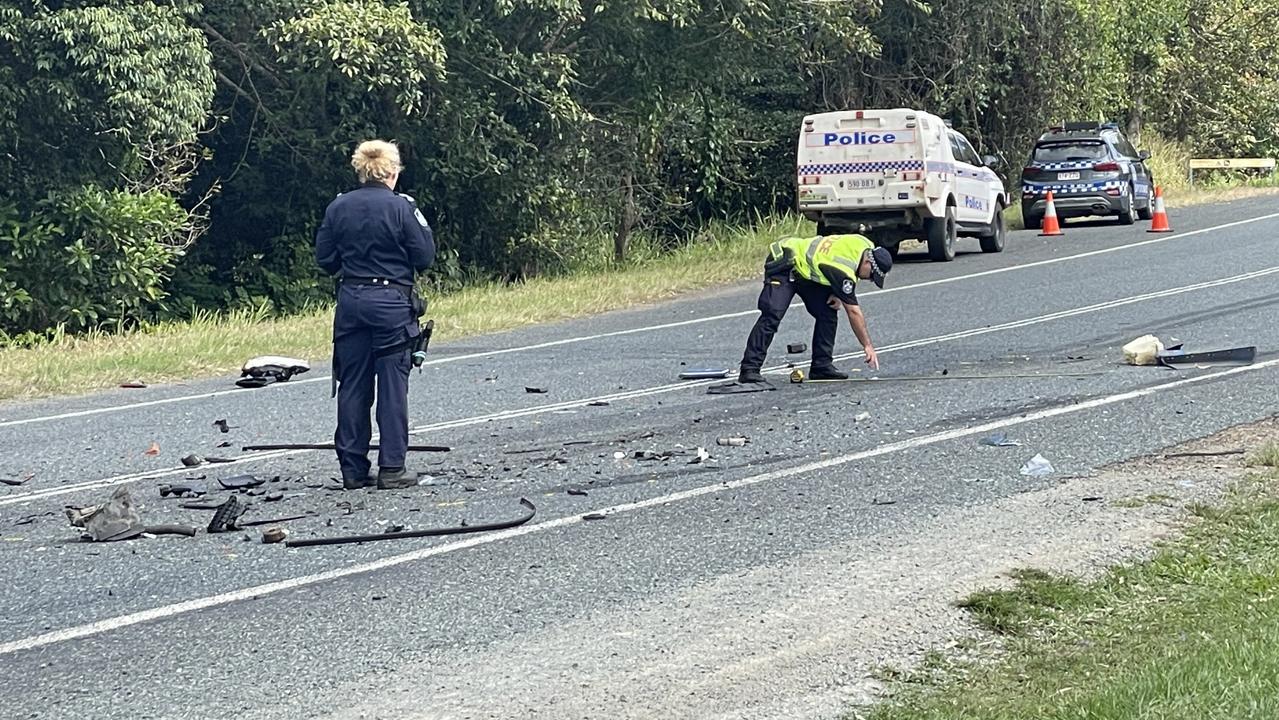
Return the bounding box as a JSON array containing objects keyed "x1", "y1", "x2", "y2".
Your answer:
[{"x1": 796, "y1": 109, "x2": 1008, "y2": 262}]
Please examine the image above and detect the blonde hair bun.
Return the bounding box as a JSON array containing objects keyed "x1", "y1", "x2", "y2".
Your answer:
[{"x1": 352, "y1": 140, "x2": 402, "y2": 183}]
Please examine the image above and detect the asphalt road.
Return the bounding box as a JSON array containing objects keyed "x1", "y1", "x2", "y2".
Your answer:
[{"x1": 2, "y1": 197, "x2": 1278, "y2": 719}]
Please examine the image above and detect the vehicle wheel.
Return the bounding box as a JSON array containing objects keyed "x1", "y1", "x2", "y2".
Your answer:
[
  {"x1": 980, "y1": 203, "x2": 1007, "y2": 253},
  {"x1": 926, "y1": 205, "x2": 957, "y2": 262},
  {"x1": 816, "y1": 220, "x2": 829, "y2": 236},
  {"x1": 1118, "y1": 185, "x2": 1135, "y2": 225},
  {"x1": 886, "y1": 243, "x2": 900, "y2": 260},
  {"x1": 1024, "y1": 213, "x2": 1043, "y2": 231},
  {"x1": 1137, "y1": 184, "x2": 1154, "y2": 220}
]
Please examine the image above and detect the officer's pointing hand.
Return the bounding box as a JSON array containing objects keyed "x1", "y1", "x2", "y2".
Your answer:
[
  {"x1": 826, "y1": 295, "x2": 842, "y2": 310},
  {"x1": 864, "y1": 346, "x2": 880, "y2": 370}
]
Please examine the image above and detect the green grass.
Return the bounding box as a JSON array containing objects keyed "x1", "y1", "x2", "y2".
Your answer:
[
  {"x1": 861, "y1": 472, "x2": 1279, "y2": 720},
  {"x1": 0, "y1": 214, "x2": 808, "y2": 401},
  {"x1": 1248, "y1": 442, "x2": 1279, "y2": 468}
]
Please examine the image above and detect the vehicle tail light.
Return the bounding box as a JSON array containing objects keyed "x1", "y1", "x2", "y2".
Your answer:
[
  {"x1": 855, "y1": 111, "x2": 864, "y2": 119},
  {"x1": 902, "y1": 171, "x2": 922, "y2": 181},
  {"x1": 1093, "y1": 162, "x2": 1120, "y2": 172},
  {"x1": 1022, "y1": 167, "x2": 1038, "y2": 176},
  {"x1": 1105, "y1": 188, "x2": 1121, "y2": 196},
  {"x1": 800, "y1": 176, "x2": 821, "y2": 185}
]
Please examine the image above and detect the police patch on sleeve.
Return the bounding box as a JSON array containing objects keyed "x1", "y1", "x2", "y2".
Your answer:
[
  {"x1": 841, "y1": 278, "x2": 855, "y2": 297},
  {"x1": 413, "y1": 208, "x2": 429, "y2": 228}
]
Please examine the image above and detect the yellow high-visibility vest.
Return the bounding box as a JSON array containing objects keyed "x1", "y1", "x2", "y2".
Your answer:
[{"x1": 769, "y1": 234, "x2": 873, "y2": 286}]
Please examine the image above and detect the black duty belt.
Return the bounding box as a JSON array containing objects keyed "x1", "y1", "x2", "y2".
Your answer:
[{"x1": 341, "y1": 277, "x2": 412, "y2": 291}]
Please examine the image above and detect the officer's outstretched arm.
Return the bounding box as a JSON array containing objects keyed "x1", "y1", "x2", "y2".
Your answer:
[
  {"x1": 399, "y1": 196, "x2": 436, "y2": 271},
  {"x1": 843, "y1": 303, "x2": 880, "y2": 369}
]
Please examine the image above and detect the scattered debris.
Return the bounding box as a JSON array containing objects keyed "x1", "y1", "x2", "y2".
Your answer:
[
  {"x1": 1162, "y1": 448, "x2": 1246, "y2": 459},
  {"x1": 207, "y1": 495, "x2": 248, "y2": 533},
  {"x1": 0, "y1": 473, "x2": 34, "y2": 487},
  {"x1": 179, "y1": 499, "x2": 226, "y2": 510},
  {"x1": 854, "y1": 412, "x2": 871, "y2": 422},
  {"x1": 14, "y1": 511, "x2": 54, "y2": 526},
  {"x1": 181, "y1": 454, "x2": 204, "y2": 467},
  {"x1": 119, "y1": 381, "x2": 148, "y2": 389},
  {"x1": 205, "y1": 456, "x2": 235, "y2": 463},
  {"x1": 1157, "y1": 345, "x2": 1256, "y2": 367},
  {"x1": 237, "y1": 356, "x2": 310, "y2": 388},
  {"x1": 613, "y1": 451, "x2": 626, "y2": 460},
  {"x1": 1082, "y1": 496, "x2": 1104, "y2": 502},
  {"x1": 383, "y1": 523, "x2": 407, "y2": 534},
  {"x1": 790, "y1": 369, "x2": 805, "y2": 383},
  {"x1": 69, "y1": 488, "x2": 196, "y2": 541},
  {"x1": 707, "y1": 380, "x2": 775, "y2": 395},
  {"x1": 567, "y1": 488, "x2": 589, "y2": 496},
  {"x1": 786, "y1": 342, "x2": 808, "y2": 354},
  {"x1": 688, "y1": 447, "x2": 712, "y2": 465},
  {"x1": 219, "y1": 475, "x2": 264, "y2": 491},
  {"x1": 871, "y1": 498, "x2": 897, "y2": 506},
  {"x1": 212, "y1": 419, "x2": 235, "y2": 433},
  {"x1": 158, "y1": 481, "x2": 206, "y2": 498},
  {"x1": 144, "y1": 442, "x2": 161, "y2": 456},
  {"x1": 285, "y1": 498, "x2": 537, "y2": 548},
  {"x1": 979, "y1": 432, "x2": 1021, "y2": 447},
  {"x1": 716, "y1": 437, "x2": 747, "y2": 447},
  {"x1": 679, "y1": 368, "x2": 731, "y2": 380},
  {"x1": 216, "y1": 441, "x2": 232, "y2": 448},
  {"x1": 587, "y1": 401, "x2": 610, "y2": 407},
  {"x1": 525, "y1": 386, "x2": 548, "y2": 394},
  {"x1": 261, "y1": 527, "x2": 288, "y2": 544},
  {"x1": 1020, "y1": 454, "x2": 1056, "y2": 478},
  {"x1": 582, "y1": 512, "x2": 608, "y2": 521},
  {"x1": 1122, "y1": 335, "x2": 1164, "y2": 366},
  {"x1": 634, "y1": 450, "x2": 670, "y2": 462},
  {"x1": 238, "y1": 513, "x2": 312, "y2": 528},
  {"x1": 265, "y1": 492, "x2": 285, "y2": 502}
]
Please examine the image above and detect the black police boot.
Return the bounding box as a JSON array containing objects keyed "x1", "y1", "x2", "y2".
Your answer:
[
  {"x1": 377, "y1": 467, "x2": 420, "y2": 490},
  {"x1": 342, "y1": 475, "x2": 376, "y2": 490},
  {"x1": 738, "y1": 368, "x2": 766, "y2": 384},
  {"x1": 809, "y1": 365, "x2": 849, "y2": 381}
]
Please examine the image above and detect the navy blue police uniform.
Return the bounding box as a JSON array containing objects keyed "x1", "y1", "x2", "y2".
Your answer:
[{"x1": 315, "y1": 181, "x2": 435, "y2": 483}]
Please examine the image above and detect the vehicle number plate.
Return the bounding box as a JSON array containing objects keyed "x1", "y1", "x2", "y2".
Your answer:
[
  {"x1": 848, "y1": 178, "x2": 877, "y2": 189},
  {"x1": 1057, "y1": 172, "x2": 1081, "y2": 181}
]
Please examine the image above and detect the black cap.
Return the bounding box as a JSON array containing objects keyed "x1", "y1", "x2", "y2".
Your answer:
[{"x1": 868, "y1": 247, "x2": 893, "y2": 288}]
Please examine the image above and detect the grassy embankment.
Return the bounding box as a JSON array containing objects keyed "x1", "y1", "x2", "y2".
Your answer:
[{"x1": 860, "y1": 444, "x2": 1279, "y2": 720}]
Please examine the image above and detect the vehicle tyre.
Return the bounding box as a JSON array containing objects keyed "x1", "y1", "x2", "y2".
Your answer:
[
  {"x1": 1137, "y1": 184, "x2": 1154, "y2": 221},
  {"x1": 1024, "y1": 212, "x2": 1042, "y2": 230},
  {"x1": 1118, "y1": 184, "x2": 1135, "y2": 225},
  {"x1": 926, "y1": 205, "x2": 957, "y2": 262},
  {"x1": 980, "y1": 203, "x2": 1007, "y2": 253},
  {"x1": 816, "y1": 220, "x2": 829, "y2": 236}
]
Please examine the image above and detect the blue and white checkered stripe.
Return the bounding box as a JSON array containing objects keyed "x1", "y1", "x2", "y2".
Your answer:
[
  {"x1": 1029, "y1": 160, "x2": 1097, "y2": 171},
  {"x1": 798, "y1": 160, "x2": 924, "y2": 175},
  {"x1": 1021, "y1": 180, "x2": 1123, "y2": 197}
]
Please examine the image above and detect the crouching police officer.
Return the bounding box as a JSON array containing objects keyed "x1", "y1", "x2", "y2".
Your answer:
[
  {"x1": 315, "y1": 139, "x2": 436, "y2": 489},
  {"x1": 739, "y1": 233, "x2": 892, "y2": 383}
]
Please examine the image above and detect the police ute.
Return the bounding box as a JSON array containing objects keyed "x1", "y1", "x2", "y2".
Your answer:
[{"x1": 796, "y1": 109, "x2": 1008, "y2": 262}]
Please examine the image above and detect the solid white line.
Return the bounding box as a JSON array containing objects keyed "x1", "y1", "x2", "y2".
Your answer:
[
  {"x1": 4, "y1": 264, "x2": 1276, "y2": 509},
  {"x1": 4, "y1": 355, "x2": 1276, "y2": 657},
  {"x1": 3, "y1": 209, "x2": 1276, "y2": 430}
]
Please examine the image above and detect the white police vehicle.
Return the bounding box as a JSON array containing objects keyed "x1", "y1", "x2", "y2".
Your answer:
[{"x1": 796, "y1": 109, "x2": 1008, "y2": 262}]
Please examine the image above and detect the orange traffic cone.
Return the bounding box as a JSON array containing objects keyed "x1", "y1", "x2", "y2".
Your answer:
[
  {"x1": 1148, "y1": 186, "x2": 1172, "y2": 233},
  {"x1": 1039, "y1": 191, "x2": 1063, "y2": 236}
]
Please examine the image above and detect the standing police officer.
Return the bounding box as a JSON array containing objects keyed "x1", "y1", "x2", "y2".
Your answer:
[
  {"x1": 315, "y1": 140, "x2": 435, "y2": 489},
  {"x1": 739, "y1": 233, "x2": 892, "y2": 383}
]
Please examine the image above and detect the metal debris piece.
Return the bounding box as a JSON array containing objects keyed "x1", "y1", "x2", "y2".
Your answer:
[
  {"x1": 716, "y1": 437, "x2": 747, "y2": 447},
  {"x1": 0, "y1": 474, "x2": 34, "y2": 487},
  {"x1": 219, "y1": 475, "x2": 264, "y2": 490},
  {"x1": 181, "y1": 454, "x2": 205, "y2": 467},
  {"x1": 159, "y1": 482, "x2": 206, "y2": 498},
  {"x1": 979, "y1": 433, "x2": 1021, "y2": 447},
  {"x1": 286, "y1": 498, "x2": 537, "y2": 548},
  {"x1": 786, "y1": 342, "x2": 807, "y2": 354},
  {"x1": 1157, "y1": 345, "x2": 1256, "y2": 367},
  {"x1": 207, "y1": 495, "x2": 248, "y2": 533},
  {"x1": 261, "y1": 527, "x2": 288, "y2": 544},
  {"x1": 680, "y1": 368, "x2": 731, "y2": 380},
  {"x1": 525, "y1": 386, "x2": 548, "y2": 394},
  {"x1": 1020, "y1": 454, "x2": 1055, "y2": 478}
]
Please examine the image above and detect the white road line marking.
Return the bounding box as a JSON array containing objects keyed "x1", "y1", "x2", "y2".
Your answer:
[
  {"x1": 3, "y1": 209, "x2": 1276, "y2": 430},
  {"x1": 4, "y1": 356, "x2": 1276, "y2": 657},
  {"x1": 4, "y1": 265, "x2": 1276, "y2": 509}
]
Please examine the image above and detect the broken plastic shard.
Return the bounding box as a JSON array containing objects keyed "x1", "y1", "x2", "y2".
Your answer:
[
  {"x1": 854, "y1": 412, "x2": 871, "y2": 422},
  {"x1": 181, "y1": 454, "x2": 205, "y2": 467},
  {"x1": 979, "y1": 432, "x2": 1021, "y2": 447},
  {"x1": 219, "y1": 474, "x2": 265, "y2": 490},
  {"x1": 525, "y1": 386, "x2": 548, "y2": 394},
  {"x1": 716, "y1": 437, "x2": 747, "y2": 447},
  {"x1": 1020, "y1": 454, "x2": 1055, "y2": 477},
  {"x1": 689, "y1": 447, "x2": 712, "y2": 464}
]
